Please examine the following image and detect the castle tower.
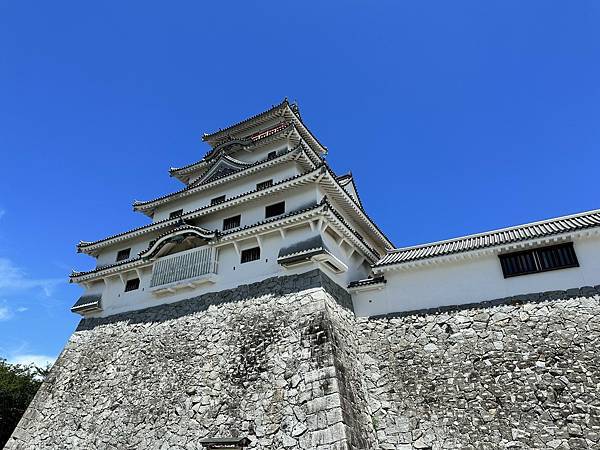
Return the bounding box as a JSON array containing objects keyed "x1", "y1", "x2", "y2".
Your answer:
[{"x1": 70, "y1": 99, "x2": 392, "y2": 319}]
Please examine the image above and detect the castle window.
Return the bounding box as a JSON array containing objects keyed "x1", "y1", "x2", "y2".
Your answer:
[
  {"x1": 116, "y1": 248, "x2": 131, "y2": 262},
  {"x1": 241, "y1": 247, "x2": 261, "y2": 263},
  {"x1": 323, "y1": 260, "x2": 343, "y2": 273},
  {"x1": 257, "y1": 179, "x2": 273, "y2": 191},
  {"x1": 211, "y1": 195, "x2": 226, "y2": 206},
  {"x1": 265, "y1": 201, "x2": 285, "y2": 218},
  {"x1": 124, "y1": 278, "x2": 140, "y2": 292},
  {"x1": 499, "y1": 242, "x2": 578, "y2": 278},
  {"x1": 267, "y1": 151, "x2": 277, "y2": 159},
  {"x1": 169, "y1": 209, "x2": 183, "y2": 219},
  {"x1": 223, "y1": 215, "x2": 241, "y2": 231}
]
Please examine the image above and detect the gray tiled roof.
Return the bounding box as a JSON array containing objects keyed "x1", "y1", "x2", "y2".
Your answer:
[
  {"x1": 348, "y1": 276, "x2": 386, "y2": 289},
  {"x1": 375, "y1": 209, "x2": 600, "y2": 268},
  {"x1": 202, "y1": 98, "x2": 289, "y2": 141},
  {"x1": 144, "y1": 146, "x2": 296, "y2": 208},
  {"x1": 278, "y1": 235, "x2": 328, "y2": 264},
  {"x1": 71, "y1": 294, "x2": 102, "y2": 312}
]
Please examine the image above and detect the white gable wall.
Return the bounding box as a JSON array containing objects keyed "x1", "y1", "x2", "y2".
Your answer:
[{"x1": 228, "y1": 142, "x2": 289, "y2": 165}]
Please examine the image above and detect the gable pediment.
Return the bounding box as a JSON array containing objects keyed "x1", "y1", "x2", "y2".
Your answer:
[{"x1": 192, "y1": 155, "x2": 251, "y2": 186}]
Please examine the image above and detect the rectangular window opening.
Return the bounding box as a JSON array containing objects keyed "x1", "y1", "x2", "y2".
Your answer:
[
  {"x1": 257, "y1": 179, "x2": 273, "y2": 191},
  {"x1": 124, "y1": 278, "x2": 140, "y2": 292},
  {"x1": 267, "y1": 151, "x2": 277, "y2": 159},
  {"x1": 116, "y1": 248, "x2": 131, "y2": 262},
  {"x1": 223, "y1": 215, "x2": 241, "y2": 231},
  {"x1": 241, "y1": 247, "x2": 261, "y2": 264},
  {"x1": 169, "y1": 209, "x2": 184, "y2": 219},
  {"x1": 265, "y1": 201, "x2": 285, "y2": 219},
  {"x1": 499, "y1": 242, "x2": 578, "y2": 278},
  {"x1": 324, "y1": 260, "x2": 341, "y2": 272},
  {"x1": 211, "y1": 195, "x2": 226, "y2": 206}
]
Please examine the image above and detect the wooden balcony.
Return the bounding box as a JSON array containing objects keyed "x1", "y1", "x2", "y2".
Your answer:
[{"x1": 150, "y1": 246, "x2": 218, "y2": 295}]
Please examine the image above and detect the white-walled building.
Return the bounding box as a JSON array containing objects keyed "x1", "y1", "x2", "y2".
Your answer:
[
  {"x1": 70, "y1": 100, "x2": 600, "y2": 318},
  {"x1": 71, "y1": 100, "x2": 391, "y2": 317}
]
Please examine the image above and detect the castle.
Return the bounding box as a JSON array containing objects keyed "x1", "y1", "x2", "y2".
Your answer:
[{"x1": 7, "y1": 100, "x2": 600, "y2": 449}]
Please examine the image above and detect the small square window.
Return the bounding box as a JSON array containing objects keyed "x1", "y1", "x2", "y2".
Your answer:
[
  {"x1": 169, "y1": 209, "x2": 184, "y2": 219},
  {"x1": 116, "y1": 248, "x2": 131, "y2": 262},
  {"x1": 265, "y1": 201, "x2": 285, "y2": 218},
  {"x1": 124, "y1": 278, "x2": 140, "y2": 292},
  {"x1": 211, "y1": 195, "x2": 226, "y2": 206},
  {"x1": 257, "y1": 179, "x2": 273, "y2": 191},
  {"x1": 267, "y1": 151, "x2": 277, "y2": 159},
  {"x1": 241, "y1": 247, "x2": 261, "y2": 264},
  {"x1": 223, "y1": 215, "x2": 241, "y2": 231}
]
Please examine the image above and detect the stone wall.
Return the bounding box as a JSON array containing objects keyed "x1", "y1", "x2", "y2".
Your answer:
[
  {"x1": 5, "y1": 270, "x2": 372, "y2": 450},
  {"x1": 357, "y1": 287, "x2": 600, "y2": 449},
  {"x1": 6, "y1": 274, "x2": 600, "y2": 449}
]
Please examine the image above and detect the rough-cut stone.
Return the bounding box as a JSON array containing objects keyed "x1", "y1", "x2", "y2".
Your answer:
[
  {"x1": 6, "y1": 274, "x2": 600, "y2": 449},
  {"x1": 5, "y1": 270, "x2": 373, "y2": 449},
  {"x1": 357, "y1": 286, "x2": 600, "y2": 450}
]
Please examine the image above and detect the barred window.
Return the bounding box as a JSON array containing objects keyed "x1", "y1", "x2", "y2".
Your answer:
[
  {"x1": 499, "y1": 243, "x2": 578, "y2": 278},
  {"x1": 257, "y1": 179, "x2": 273, "y2": 190},
  {"x1": 241, "y1": 247, "x2": 261, "y2": 264},
  {"x1": 116, "y1": 248, "x2": 131, "y2": 262},
  {"x1": 124, "y1": 278, "x2": 140, "y2": 292},
  {"x1": 169, "y1": 209, "x2": 183, "y2": 219},
  {"x1": 265, "y1": 201, "x2": 285, "y2": 218},
  {"x1": 211, "y1": 195, "x2": 226, "y2": 206},
  {"x1": 223, "y1": 215, "x2": 241, "y2": 231}
]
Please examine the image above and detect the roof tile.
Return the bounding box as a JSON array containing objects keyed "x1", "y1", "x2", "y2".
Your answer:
[{"x1": 376, "y1": 209, "x2": 600, "y2": 268}]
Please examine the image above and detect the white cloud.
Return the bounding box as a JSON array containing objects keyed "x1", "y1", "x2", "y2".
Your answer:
[
  {"x1": 0, "y1": 257, "x2": 63, "y2": 297},
  {"x1": 0, "y1": 302, "x2": 30, "y2": 321},
  {"x1": 0, "y1": 306, "x2": 12, "y2": 321},
  {"x1": 9, "y1": 354, "x2": 56, "y2": 368}
]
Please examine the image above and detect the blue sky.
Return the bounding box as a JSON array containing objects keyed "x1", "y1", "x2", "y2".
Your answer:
[{"x1": 0, "y1": 1, "x2": 599, "y2": 365}]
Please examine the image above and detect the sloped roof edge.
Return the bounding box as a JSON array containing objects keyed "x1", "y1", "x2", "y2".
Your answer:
[
  {"x1": 375, "y1": 208, "x2": 600, "y2": 268},
  {"x1": 202, "y1": 98, "x2": 289, "y2": 143}
]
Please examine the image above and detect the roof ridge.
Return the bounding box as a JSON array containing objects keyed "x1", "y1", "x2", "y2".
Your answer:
[
  {"x1": 202, "y1": 98, "x2": 289, "y2": 141},
  {"x1": 322, "y1": 164, "x2": 393, "y2": 248},
  {"x1": 202, "y1": 121, "x2": 293, "y2": 160},
  {"x1": 170, "y1": 119, "x2": 294, "y2": 176},
  {"x1": 388, "y1": 208, "x2": 600, "y2": 254}
]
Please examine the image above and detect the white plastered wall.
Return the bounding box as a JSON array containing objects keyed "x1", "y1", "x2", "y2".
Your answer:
[
  {"x1": 86, "y1": 220, "x2": 372, "y2": 318},
  {"x1": 353, "y1": 235, "x2": 600, "y2": 317},
  {"x1": 152, "y1": 157, "x2": 302, "y2": 222},
  {"x1": 94, "y1": 179, "x2": 319, "y2": 268}
]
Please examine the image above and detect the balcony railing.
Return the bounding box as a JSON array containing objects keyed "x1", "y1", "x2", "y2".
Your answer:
[{"x1": 150, "y1": 246, "x2": 218, "y2": 292}]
